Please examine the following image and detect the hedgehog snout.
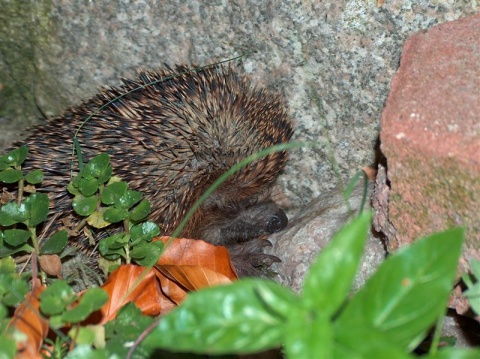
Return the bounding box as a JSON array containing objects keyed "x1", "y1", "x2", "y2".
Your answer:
[{"x1": 266, "y1": 208, "x2": 288, "y2": 234}]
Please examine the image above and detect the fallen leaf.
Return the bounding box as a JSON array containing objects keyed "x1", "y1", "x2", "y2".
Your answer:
[
  {"x1": 87, "y1": 264, "x2": 174, "y2": 324},
  {"x1": 39, "y1": 254, "x2": 62, "y2": 278},
  {"x1": 154, "y1": 236, "x2": 237, "y2": 304},
  {"x1": 7, "y1": 281, "x2": 48, "y2": 359}
]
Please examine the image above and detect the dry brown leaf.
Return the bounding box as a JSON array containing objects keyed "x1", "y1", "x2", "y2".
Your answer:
[
  {"x1": 87, "y1": 264, "x2": 174, "y2": 324},
  {"x1": 39, "y1": 254, "x2": 62, "y2": 278},
  {"x1": 7, "y1": 281, "x2": 48, "y2": 359},
  {"x1": 153, "y1": 236, "x2": 237, "y2": 304},
  {"x1": 155, "y1": 236, "x2": 237, "y2": 280}
]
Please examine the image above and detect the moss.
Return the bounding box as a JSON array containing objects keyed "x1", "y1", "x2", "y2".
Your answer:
[{"x1": 388, "y1": 154, "x2": 480, "y2": 247}]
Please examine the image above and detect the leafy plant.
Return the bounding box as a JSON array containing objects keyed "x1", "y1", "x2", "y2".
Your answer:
[
  {"x1": 462, "y1": 260, "x2": 480, "y2": 317},
  {"x1": 67, "y1": 153, "x2": 162, "y2": 273},
  {"x1": 0, "y1": 147, "x2": 68, "y2": 277},
  {"x1": 143, "y1": 213, "x2": 476, "y2": 359}
]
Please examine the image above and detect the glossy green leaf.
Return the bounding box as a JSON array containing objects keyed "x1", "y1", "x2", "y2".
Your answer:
[
  {"x1": 130, "y1": 221, "x2": 160, "y2": 243},
  {"x1": 72, "y1": 195, "x2": 99, "y2": 216},
  {"x1": 130, "y1": 199, "x2": 151, "y2": 222},
  {"x1": 302, "y1": 211, "x2": 371, "y2": 315},
  {"x1": 101, "y1": 181, "x2": 127, "y2": 205},
  {"x1": 284, "y1": 308, "x2": 332, "y2": 359},
  {"x1": 78, "y1": 177, "x2": 99, "y2": 197},
  {"x1": 103, "y1": 207, "x2": 128, "y2": 223},
  {"x1": 0, "y1": 146, "x2": 28, "y2": 168},
  {"x1": 0, "y1": 202, "x2": 29, "y2": 226},
  {"x1": 144, "y1": 279, "x2": 286, "y2": 354},
  {"x1": 83, "y1": 153, "x2": 110, "y2": 179},
  {"x1": 3, "y1": 229, "x2": 31, "y2": 246},
  {"x1": 0, "y1": 168, "x2": 23, "y2": 183},
  {"x1": 40, "y1": 230, "x2": 69, "y2": 255},
  {"x1": 24, "y1": 169, "x2": 43, "y2": 184},
  {"x1": 25, "y1": 193, "x2": 49, "y2": 226},
  {"x1": 336, "y1": 227, "x2": 464, "y2": 351},
  {"x1": 116, "y1": 189, "x2": 142, "y2": 209}
]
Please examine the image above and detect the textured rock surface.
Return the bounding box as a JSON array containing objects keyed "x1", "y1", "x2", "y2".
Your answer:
[
  {"x1": 1, "y1": 1, "x2": 478, "y2": 207},
  {"x1": 266, "y1": 182, "x2": 385, "y2": 293},
  {"x1": 376, "y1": 14, "x2": 480, "y2": 274}
]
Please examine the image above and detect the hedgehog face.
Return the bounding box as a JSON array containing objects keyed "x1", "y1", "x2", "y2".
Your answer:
[{"x1": 197, "y1": 197, "x2": 288, "y2": 245}]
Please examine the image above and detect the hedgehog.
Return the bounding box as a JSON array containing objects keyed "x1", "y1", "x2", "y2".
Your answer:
[{"x1": 6, "y1": 64, "x2": 293, "y2": 274}]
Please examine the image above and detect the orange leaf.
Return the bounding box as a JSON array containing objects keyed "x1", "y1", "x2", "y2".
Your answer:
[
  {"x1": 7, "y1": 281, "x2": 48, "y2": 359},
  {"x1": 155, "y1": 236, "x2": 237, "y2": 280},
  {"x1": 87, "y1": 264, "x2": 175, "y2": 324},
  {"x1": 153, "y1": 237, "x2": 238, "y2": 304}
]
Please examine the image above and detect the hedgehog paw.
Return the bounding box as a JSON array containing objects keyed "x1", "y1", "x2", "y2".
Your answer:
[{"x1": 227, "y1": 239, "x2": 281, "y2": 277}]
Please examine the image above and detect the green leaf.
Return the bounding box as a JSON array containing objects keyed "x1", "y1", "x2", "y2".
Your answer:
[
  {"x1": 130, "y1": 222, "x2": 160, "y2": 243},
  {"x1": 0, "y1": 334, "x2": 17, "y2": 358},
  {"x1": 426, "y1": 348, "x2": 480, "y2": 359},
  {"x1": 83, "y1": 153, "x2": 109, "y2": 177},
  {"x1": 67, "y1": 176, "x2": 81, "y2": 195},
  {"x1": 0, "y1": 238, "x2": 33, "y2": 257},
  {"x1": 333, "y1": 324, "x2": 413, "y2": 359},
  {"x1": 40, "y1": 230, "x2": 69, "y2": 255},
  {"x1": 40, "y1": 280, "x2": 76, "y2": 316},
  {"x1": 302, "y1": 211, "x2": 371, "y2": 315},
  {"x1": 115, "y1": 189, "x2": 142, "y2": 209},
  {"x1": 0, "y1": 168, "x2": 23, "y2": 183},
  {"x1": 83, "y1": 153, "x2": 112, "y2": 183},
  {"x1": 0, "y1": 146, "x2": 28, "y2": 168},
  {"x1": 284, "y1": 308, "x2": 332, "y2": 359},
  {"x1": 78, "y1": 177, "x2": 99, "y2": 197},
  {"x1": 0, "y1": 272, "x2": 29, "y2": 306},
  {"x1": 143, "y1": 278, "x2": 286, "y2": 354},
  {"x1": 131, "y1": 241, "x2": 164, "y2": 266},
  {"x1": 0, "y1": 202, "x2": 29, "y2": 226},
  {"x1": 104, "y1": 303, "x2": 155, "y2": 358},
  {"x1": 130, "y1": 200, "x2": 151, "y2": 222},
  {"x1": 63, "y1": 288, "x2": 108, "y2": 323},
  {"x1": 24, "y1": 169, "x2": 44, "y2": 184},
  {"x1": 25, "y1": 193, "x2": 49, "y2": 226},
  {"x1": 336, "y1": 227, "x2": 464, "y2": 351},
  {"x1": 98, "y1": 234, "x2": 129, "y2": 260},
  {"x1": 3, "y1": 229, "x2": 31, "y2": 246},
  {"x1": 64, "y1": 345, "x2": 108, "y2": 359},
  {"x1": 0, "y1": 256, "x2": 16, "y2": 274},
  {"x1": 101, "y1": 181, "x2": 127, "y2": 205},
  {"x1": 72, "y1": 195, "x2": 99, "y2": 216},
  {"x1": 68, "y1": 327, "x2": 95, "y2": 346},
  {"x1": 103, "y1": 207, "x2": 128, "y2": 223}
]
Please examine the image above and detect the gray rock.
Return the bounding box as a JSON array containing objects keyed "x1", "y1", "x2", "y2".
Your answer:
[
  {"x1": 1, "y1": 1, "x2": 478, "y2": 203},
  {"x1": 266, "y1": 181, "x2": 385, "y2": 293}
]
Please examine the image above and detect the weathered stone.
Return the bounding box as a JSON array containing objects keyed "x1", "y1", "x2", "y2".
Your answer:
[
  {"x1": 377, "y1": 14, "x2": 480, "y2": 274},
  {"x1": 1, "y1": 1, "x2": 478, "y2": 205},
  {"x1": 266, "y1": 181, "x2": 385, "y2": 293}
]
